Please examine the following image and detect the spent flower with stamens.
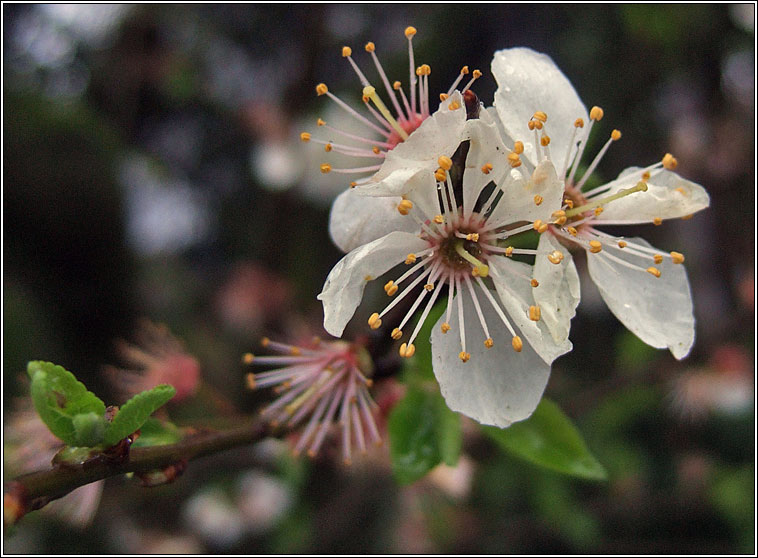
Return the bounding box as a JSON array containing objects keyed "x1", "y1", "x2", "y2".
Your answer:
[
  {"x1": 319, "y1": 114, "x2": 580, "y2": 427},
  {"x1": 305, "y1": 27, "x2": 484, "y2": 252},
  {"x1": 244, "y1": 336, "x2": 381, "y2": 464},
  {"x1": 491, "y1": 48, "x2": 710, "y2": 359}
]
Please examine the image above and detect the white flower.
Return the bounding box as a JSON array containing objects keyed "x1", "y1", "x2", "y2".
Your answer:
[
  {"x1": 318, "y1": 116, "x2": 580, "y2": 427},
  {"x1": 301, "y1": 26, "x2": 484, "y2": 252},
  {"x1": 243, "y1": 336, "x2": 381, "y2": 465},
  {"x1": 491, "y1": 47, "x2": 710, "y2": 359}
]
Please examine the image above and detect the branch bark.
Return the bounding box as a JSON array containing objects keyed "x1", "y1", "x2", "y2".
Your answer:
[{"x1": 4, "y1": 419, "x2": 273, "y2": 524}]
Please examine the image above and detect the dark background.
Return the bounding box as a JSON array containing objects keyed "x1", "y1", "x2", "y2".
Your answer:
[{"x1": 3, "y1": 4, "x2": 754, "y2": 553}]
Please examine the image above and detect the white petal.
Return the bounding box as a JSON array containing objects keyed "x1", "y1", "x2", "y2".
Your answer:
[
  {"x1": 431, "y1": 287, "x2": 551, "y2": 428},
  {"x1": 318, "y1": 231, "x2": 429, "y2": 337},
  {"x1": 533, "y1": 234, "x2": 581, "y2": 343},
  {"x1": 586, "y1": 236, "x2": 695, "y2": 359},
  {"x1": 461, "y1": 118, "x2": 512, "y2": 217},
  {"x1": 592, "y1": 167, "x2": 710, "y2": 224},
  {"x1": 489, "y1": 257, "x2": 573, "y2": 364},
  {"x1": 486, "y1": 160, "x2": 564, "y2": 227},
  {"x1": 361, "y1": 91, "x2": 467, "y2": 193},
  {"x1": 329, "y1": 187, "x2": 419, "y2": 252},
  {"x1": 492, "y1": 48, "x2": 588, "y2": 168}
]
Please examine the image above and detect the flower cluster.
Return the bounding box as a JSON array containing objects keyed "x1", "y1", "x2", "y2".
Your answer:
[{"x1": 257, "y1": 27, "x2": 709, "y2": 449}]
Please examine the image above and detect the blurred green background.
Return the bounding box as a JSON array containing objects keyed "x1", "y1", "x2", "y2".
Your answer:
[{"x1": 3, "y1": 4, "x2": 754, "y2": 553}]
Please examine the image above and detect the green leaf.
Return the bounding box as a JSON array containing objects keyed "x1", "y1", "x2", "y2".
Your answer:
[
  {"x1": 130, "y1": 417, "x2": 183, "y2": 448},
  {"x1": 482, "y1": 398, "x2": 607, "y2": 481},
  {"x1": 72, "y1": 412, "x2": 108, "y2": 447},
  {"x1": 104, "y1": 384, "x2": 176, "y2": 446},
  {"x1": 27, "y1": 361, "x2": 106, "y2": 446},
  {"x1": 388, "y1": 385, "x2": 461, "y2": 484}
]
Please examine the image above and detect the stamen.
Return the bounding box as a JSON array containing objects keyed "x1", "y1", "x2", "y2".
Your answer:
[
  {"x1": 529, "y1": 305, "x2": 541, "y2": 321},
  {"x1": 646, "y1": 267, "x2": 661, "y2": 278},
  {"x1": 534, "y1": 195, "x2": 544, "y2": 206},
  {"x1": 565, "y1": 181, "x2": 648, "y2": 218},
  {"x1": 531, "y1": 279, "x2": 539, "y2": 287},
  {"x1": 589, "y1": 240, "x2": 603, "y2": 253},
  {"x1": 368, "y1": 312, "x2": 382, "y2": 329},
  {"x1": 653, "y1": 217, "x2": 663, "y2": 226},
  {"x1": 575, "y1": 128, "x2": 623, "y2": 190},
  {"x1": 363, "y1": 86, "x2": 409, "y2": 141},
  {"x1": 446, "y1": 66, "x2": 469, "y2": 97},
  {"x1": 511, "y1": 336, "x2": 523, "y2": 352},
  {"x1": 670, "y1": 251, "x2": 685, "y2": 264},
  {"x1": 455, "y1": 275, "x2": 467, "y2": 358},
  {"x1": 662, "y1": 153, "x2": 678, "y2": 170},
  {"x1": 397, "y1": 199, "x2": 414, "y2": 215},
  {"x1": 461, "y1": 69, "x2": 482, "y2": 93},
  {"x1": 366, "y1": 42, "x2": 407, "y2": 122},
  {"x1": 318, "y1": 84, "x2": 391, "y2": 137},
  {"x1": 391, "y1": 327, "x2": 403, "y2": 340},
  {"x1": 547, "y1": 250, "x2": 564, "y2": 265}
]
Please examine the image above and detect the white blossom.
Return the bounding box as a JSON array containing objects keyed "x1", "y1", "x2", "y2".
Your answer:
[{"x1": 492, "y1": 47, "x2": 710, "y2": 359}]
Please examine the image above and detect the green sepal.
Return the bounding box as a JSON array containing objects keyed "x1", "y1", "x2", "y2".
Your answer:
[
  {"x1": 27, "y1": 361, "x2": 106, "y2": 446},
  {"x1": 131, "y1": 417, "x2": 183, "y2": 448},
  {"x1": 103, "y1": 384, "x2": 176, "y2": 446},
  {"x1": 482, "y1": 398, "x2": 607, "y2": 481}
]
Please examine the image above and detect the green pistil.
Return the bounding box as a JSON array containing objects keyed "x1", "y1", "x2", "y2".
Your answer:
[
  {"x1": 565, "y1": 181, "x2": 649, "y2": 218},
  {"x1": 455, "y1": 240, "x2": 489, "y2": 277}
]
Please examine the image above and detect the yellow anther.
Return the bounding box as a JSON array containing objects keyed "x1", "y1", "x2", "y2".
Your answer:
[
  {"x1": 508, "y1": 152, "x2": 521, "y2": 164},
  {"x1": 439, "y1": 93, "x2": 449, "y2": 101},
  {"x1": 261, "y1": 337, "x2": 270, "y2": 347},
  {"x1": 350, "y1": 181, "x2": 357, "y2": 188},
  {"x1": 466, "y1": 233, "x2": 480, "y2": 242},
  {"x1": 460, "y1": 65, "x2": 470, "y2": 75},
  {"x1": 554, "y1": 216, "x2": 567, "y2": 226},
  {"x1": 527, "y1": 120, "x2": 536, "y2": 131},
  {"x1": 393, "y1": 80, "x2": 402, "y2": 90},
  {"x1": 484, "y1": 338, "x2": 494, "y2": 349},
  {"x1": 317, "y1": 118, "x2": 326, "y2": 127},
  {"x1": 405, "y1": 253, "x2": 416, "y2": 265},
  {"x1": 513, "y1": 141, "x2": 524, "y2": 154},
  {"x1": 662, "y1": 153, "x2": 678, "y2": 170},
  {"x1": 397, "y1": 199, "x2": 414, "y2": 215},
  {"x1": 459, "y1": 351, "x2": 471, "y2": 363},
  {"x1": 593, "y1": 206, "x2": 604, "y2": 216},
  {"x1": 567, "y1": 226, "x2": 578, "y2": 236},
  {"x1": 364, "y1": 42, "x2": 375, "y2": 52},
  {"x1": 405, "y1": 26, "x2": 417, "y2": 38},
  {"x1": 510, "y1": 159, "x2": 522, "y2": 168},
  {"x1": 316, "y1": 83, "x2": 328, "y2": 96},
  {"x1": 415, "y1": 66, "x2": 423, "y2": 76},
  {"x1": 534, "y1": 120, "x2": 544, "y2": 130},
  {"x1": 548, "y1": 250, "x2": 564, "y2": 265},
  {"x1": 384, "y1": 280, "x2": 398, "y2": 296},
  {"x1": 324, "y1": 143, "x2": 333, "y2": 152},
  {"x1": 534, "y1": 194, "x2": 544, "y2": 206},
  {"x1": 642, "y1": 171, "x2": 651, "y2": 180},
  {"x1": 438, "y1": 155, "x2": 453, "y2": 170},
  {"x1": 422, "y1": 64, "x2": 431, "y2": 75},
  {"x1": 320, "y1": 163, "x2": 332, "y2": 174},
  {"x1": 290, "y1": 347, "x2": 301, "y2": 356},
  {"x1": 618, "y1": 240, "x2": 627, "y2": 248},
  {"x1": 505, "y1": 246, "x2": 514, "y2": 257},
  {"x1": 448, "y1": 101, "x2": 461, "y2": 110},
  {"x1": 399, "y1": 343, "x2": 416, "y2": 358},
  {"x1": 433, "y1": 214, "x2": 444, "y2": 224},
  {"x1": 434, "y1": 169, "x2": 446, "y2": 182},
  {"x1": 646, "y1": 266, "x2": 661, "y2": 278},
  {"x1": 512, "y1": 336, "x2": 523, "y2": 352},
  {"x1": 653, "y1": 217, "x2": 663, "y2": 226},
  {"x1": 540, "y1": 135, "x2": 551, "y2": 146},
  {"x1": 589, "y1": 240, "x2": 603, "y2": 253},
  {"x1": 342, "y1": 46, "x2": 352, "y2": 57},
  {"x1": 563, "y1": 198, "x2": 574, "y2": 209},
  {"x1": 533, "y1": 111, "x2": 548, "y2": 122},
  {"x1": 574, "y1": 118, "x2": 585, "y2": 128},
  {"x1": 533, "y1": 220, "x2": 548, "y2": 234},
  {"x1": 552, "y1": 210, "x2": 567, "y2": 220},
  {"x1": 245, "y1": 373, "x2": 256, "y2": 390},
  {"x1": 529, "y1": 305, "x2": 541, "y2": 321},
  {"x1": 670, "y1": 251, "x2": 685, "y2": 264},
  {"x1": 611, "y1": 129, "x2": 622, "y2": 141},
  {"x1": 300, "y1": 132, "x2": 311, "y2": 142},
  {"x1": 441, "y1": 322, "x2": 451, "y2": 333},
  {"x1": 362, "y1": 94, "x2": 370, "y2": 103},
  {"x1": 424, "y1": 283, "x2": 434, "y2": 291},
  {"x1": 654, "y1": 254, "x2": 663, "y2": 264},
  {"x1": 242, "y1": 353, "x2": 254, "y2": 365},
  {"x1": 391, "y1": 328, "x2": 403, "y2": 340},
  {"x1": 589, "y1": 106, "x2": 604, "y2": 121},
  {"x1": 481, "y1": 163, "x2": 493, "y2": 174},
  {"x1": 472, "y1": 69, "x2": 482, "y2": 78},
  {"x1": 531, "y1": 279, "x2": 539, "y2": 288},
  {"x1": 372, "y1": 146, "x2": 381, "y2": 154},
  {"x1": 368, "y1": 312, "x2": 382, "y2": 329}
]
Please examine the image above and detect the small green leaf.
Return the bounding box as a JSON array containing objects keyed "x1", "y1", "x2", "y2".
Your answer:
[
  {"x1": 482, "y1": 398, "x2": 607, "y2": 481},
  {"x1": 388, "y1": 385, "x2": 461, "y2": 484},
  {"x1": 27, "y1": 361, "x2": 106, "y2": 446},
  {"x1": 104, "y1": 384, "x2": 176, "y2": 446},
  {"x1": 131, "y1": 417, "x2": 183, "y2": 448},
  {"x1": 72, "y1": 412, "x2": 107, "y2": 447}
]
